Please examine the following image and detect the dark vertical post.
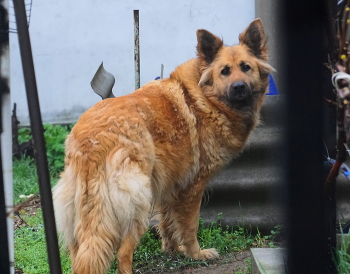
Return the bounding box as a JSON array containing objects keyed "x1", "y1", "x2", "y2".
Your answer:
[
  {"x1": 0, "y1": 0, "x2": 10, "y2": 273},
  {"x1": 281, "y1": 0, "x2": 329, "y2": 273},
  {"x1": 134, "y1": 10, "x2": 140, "y2": 90},
  {"x1": 0, "y1": 154, "x2": 9, "y2": 274},
  {"x1": 13, "y1": 0, "x2": 62, "y2": 273}
]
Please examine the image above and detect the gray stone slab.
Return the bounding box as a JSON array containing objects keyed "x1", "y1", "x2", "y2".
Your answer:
[{"x1": 251, "y1": 248, "x2": 287, "y2": 274}]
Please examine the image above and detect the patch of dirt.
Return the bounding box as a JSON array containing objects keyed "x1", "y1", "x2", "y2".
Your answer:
[
  {"x1": 161, "y1": 251, "x2": 251, "y2": 274},
  {"x1": 13, "y1": 196, "x2": 41, "y2": 230}
]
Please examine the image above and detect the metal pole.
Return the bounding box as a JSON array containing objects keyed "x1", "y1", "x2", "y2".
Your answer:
[
  {"x1": 0, "y1": 148, "x2": 10, "y2": 274},
  {"x1": 0, "y1": 0, "x2": 13, "y2": 273},
  {"x1": 281, "y1": 0, "x2": 329, "y2": 273},
  {"x1": 134, "y1": 10, "x2": 140, "y2": 90},
  {"x1": 13, "y1": 1, "x2": 62, "y2": 273}
]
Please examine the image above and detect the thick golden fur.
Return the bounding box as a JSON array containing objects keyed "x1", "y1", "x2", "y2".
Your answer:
[{"x1": 53, "y1": 19, "x2": 273, "y2": 274}]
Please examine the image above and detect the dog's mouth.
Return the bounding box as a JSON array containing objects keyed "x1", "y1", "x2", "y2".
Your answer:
[{"x1": 227, "y1": 81, "x2": 253, "y2": 108}]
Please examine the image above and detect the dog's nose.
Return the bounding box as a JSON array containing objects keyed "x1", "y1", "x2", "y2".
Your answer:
[
  {"x1": 230, "y1": 81, "x2": 250, "y2": 99},
  {"x1": 232, "y1": 81, "x2": 246, "y2": 93},
  {"x1": 228, "y1": 81, "x2": 252, "y2": 106}
]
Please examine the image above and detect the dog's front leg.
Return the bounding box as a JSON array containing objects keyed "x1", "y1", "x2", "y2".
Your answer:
[{"x1": 172, "y1": 180, "x2": 219, "y2": 260}]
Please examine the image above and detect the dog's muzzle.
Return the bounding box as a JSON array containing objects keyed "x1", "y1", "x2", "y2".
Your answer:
[{"x1": 228, "y1": 81, "x2": 252, "y2": 107}]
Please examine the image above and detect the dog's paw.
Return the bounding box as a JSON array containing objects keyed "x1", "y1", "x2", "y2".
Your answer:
[{"x1": 199, "y1": 248, "x2": 219, "y2": 260}]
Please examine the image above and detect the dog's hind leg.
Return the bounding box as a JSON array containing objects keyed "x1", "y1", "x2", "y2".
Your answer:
[
  {"x1": 117, "y1": 228, "x2": 147, "y2": 274},
  {"x1": 117, "y1": 234, "x2": 137, "y2": 274},
  {"x1": 108, "y1": 154, "x2": 153, "y2": 274},
  {"x1": 157, "y1": 207, "x2": 181, "y2": 253}
]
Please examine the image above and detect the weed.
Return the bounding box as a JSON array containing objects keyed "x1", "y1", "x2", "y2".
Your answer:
[
  {"x1": 42, "y1": 124, "x2": 70, "y2": 176},
  {"x1": 254, "y1": 224, "x2": 285, "y2": 248},
  {"x1": 333, "y1": 229, "x2": 350, "y2": 273},
  {"x1": 17, "y1": 127, "x2": 32, "y2": 144},
  {"x1": 254, "y1": 228, "x2": 267, "y2": 248},
  {"x1": 270, "y1": 224, "x2": 284, "y2": 241},
  {"x1": 234, "y1": 258, "x2": 252, "y2": 274}
]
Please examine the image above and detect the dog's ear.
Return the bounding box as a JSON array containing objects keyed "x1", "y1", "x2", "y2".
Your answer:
[
  {"x1": 197, "y1": 29, "x2": 223, "y2": 65},
  {"x1": 239, "y1": 19, "x2": 267, "y2": 60}
]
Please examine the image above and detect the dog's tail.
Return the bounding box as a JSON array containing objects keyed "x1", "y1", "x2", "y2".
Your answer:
[
  {"x1": 53, "y1": 147, "x2": 152, "y2": 274},
  {"x1": 53, "y1": 162, "x2": 117, "y2": 274}
]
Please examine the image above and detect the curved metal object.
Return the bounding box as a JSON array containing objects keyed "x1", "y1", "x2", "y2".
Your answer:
[{"x1": 91, "y1": 62, "x2": 115, "y2": 100}]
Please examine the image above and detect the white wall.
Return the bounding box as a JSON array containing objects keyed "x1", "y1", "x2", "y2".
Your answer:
[{"x1": 10, "y1": 0, "x2": 254, "y2": 125}]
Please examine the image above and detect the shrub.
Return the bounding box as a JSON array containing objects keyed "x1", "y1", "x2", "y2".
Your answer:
[{"x1": 16, "y1": 123, "x2": 71, "y2": 176}]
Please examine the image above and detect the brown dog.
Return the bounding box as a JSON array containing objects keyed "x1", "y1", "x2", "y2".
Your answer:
[{"x1": 53, "y1": 19, "x2": 274, "y2": 274}]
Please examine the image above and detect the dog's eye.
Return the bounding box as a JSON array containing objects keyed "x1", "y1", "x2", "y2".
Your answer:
[
  {"x1": 242, "y1": 64, "x2": 251, "y2": 72},
  {"x1": 221, "y1": 67, "x2": 230, "y2": 76}
]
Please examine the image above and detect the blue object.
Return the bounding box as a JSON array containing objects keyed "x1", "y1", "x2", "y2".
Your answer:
[
  {"x1": 155, "y1": 76, "x2": 160, "y2": 80},
  {"x1": 327, "y1": 157, "x2": 350, "y2": 182},
  {"x1": 266, "y1": 74, "x2": 279, "y2": 95}
]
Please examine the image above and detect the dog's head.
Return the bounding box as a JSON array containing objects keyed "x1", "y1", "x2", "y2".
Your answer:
[{"x1": 197, "y1": 19, "x2": 274, "y2": 111}]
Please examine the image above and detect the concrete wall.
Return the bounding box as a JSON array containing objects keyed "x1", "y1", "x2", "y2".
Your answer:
[
  {"x1": 10, "y1": 0, "x2": 254, "y2": 125},
  {"x1": 255, "y1": 0, "x2": 283, "y2": 92}
]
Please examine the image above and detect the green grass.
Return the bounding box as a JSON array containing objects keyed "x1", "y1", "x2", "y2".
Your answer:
[
  {"x1": 13, "y1": 123, "x2": 69, "y2": 204},
  {"x1": 16, "y1": 124, "x2": 71, "y2": 176},
  {"x1": 13, "y1": 156, "x2": 59, "y2": 205},
  {"x1": 14, "y1": 209, "x2": 258, "y2": 273},
  {"x1": 13, "y1": 157, "x2": 38, "y2": 205},
  {"x1": 197, "y1": 213, "x2": 255, "y2": 253},
  {"x1": 234, "y1": 258, "x2": 251, "y2": 274},
  {"x1": 14, "y1": 210, "x2": 72, "y2": 274},
  {"x1": 333, "y1": 230, "x2": 350, "y2": 273}
]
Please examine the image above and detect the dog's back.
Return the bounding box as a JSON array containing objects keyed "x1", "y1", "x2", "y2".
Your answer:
[{"x1": 53, "y1": 78, "x2": 201, "y2": 273}]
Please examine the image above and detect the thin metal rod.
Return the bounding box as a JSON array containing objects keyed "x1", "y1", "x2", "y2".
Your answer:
[
  {"x1": 134, "y1": 10, "x2": 140, "y2": 90},
  {"x1": 13, "y1": 1, "x2": 62, "y2": 273},
  {"x1": 0, "y1": 147, "x2": 10, "y2": 274}
]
